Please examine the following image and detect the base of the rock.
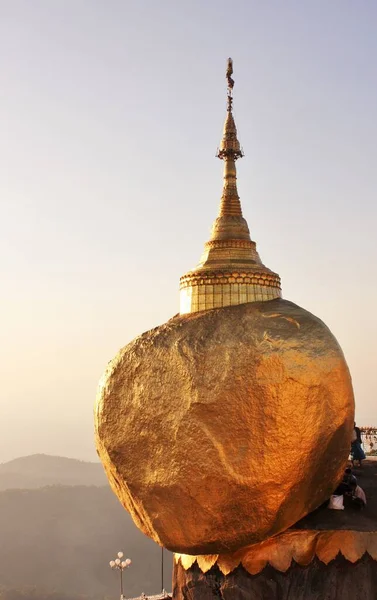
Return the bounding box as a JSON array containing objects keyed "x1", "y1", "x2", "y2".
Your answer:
[
  {"x1": 173, "y1": 552, "x2": 377, "y2": 600},
  {"x1": 173, "y1": 459, "x2": 377, "y2": 599}
]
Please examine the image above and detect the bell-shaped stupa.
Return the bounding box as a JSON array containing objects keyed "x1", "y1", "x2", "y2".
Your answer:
[{"x1": 180, "y1": 59, "x2": 281, "y2": 314}]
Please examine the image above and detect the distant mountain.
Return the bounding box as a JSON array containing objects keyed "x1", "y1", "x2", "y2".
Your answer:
[
  {"x1": 0, "y1": 454, "x2": 107, "y2": 490},
  {"x1": 0, "y1": 456, "x2": 173, "y2": 597},
  {"x1": 0, "y1": 484, "x2": 173, "y2": 599}
]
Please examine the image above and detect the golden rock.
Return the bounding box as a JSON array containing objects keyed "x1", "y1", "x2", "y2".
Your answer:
[
  {"x1": 95, "y1": 299, "x2": 354, "y2": 554},
  {"x1": 95, "y1": 60, "x2": 354, "y2": 556}
]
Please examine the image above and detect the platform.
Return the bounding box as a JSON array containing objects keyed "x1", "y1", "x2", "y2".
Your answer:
[{"x1": 173, "y1": 460, "x2": 377, "y2": 599}]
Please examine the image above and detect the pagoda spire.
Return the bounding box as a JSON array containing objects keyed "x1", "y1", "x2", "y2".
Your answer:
[
  {"x1": 179, "y1": 58, "x2": 281, "y2": 314},
  {"x1": 216, "y1": 58, "x2": 244, "y2": 218}
]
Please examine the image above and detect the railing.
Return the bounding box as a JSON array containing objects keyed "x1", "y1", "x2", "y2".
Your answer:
[
  {"x1": 361, "y1": 427, "x2": 377, "y2": 454},
  {"x1": 125, "y1": 593, "x2": 171, "y2": 600}
]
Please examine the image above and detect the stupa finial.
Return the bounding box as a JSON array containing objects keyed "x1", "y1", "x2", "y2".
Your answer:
[
  {"x1": 216, "y1": 58, "x2": 244, "y2": 217},
  {"x1": 226, "y1": 57, "x2": 235, "y2": 111}
]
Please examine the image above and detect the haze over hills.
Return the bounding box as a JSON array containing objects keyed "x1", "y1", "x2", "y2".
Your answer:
[
  {"x1": 0, "y1": 454, "x2": 107, "y2": 490},
  {"x1": 0, "y1": 455, "x2": 172, "y2": 599}
]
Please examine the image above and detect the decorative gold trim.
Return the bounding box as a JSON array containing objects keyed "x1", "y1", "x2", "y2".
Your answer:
[
  {"x1": 204, "y1": 239, "x2": 256, "y2": 249},
  {"x1": 175, "y1": 530, "x2": 377, "y2": 575},
  {"x1": 180, "y1": 271, "x2": 281, "y2": 289}
]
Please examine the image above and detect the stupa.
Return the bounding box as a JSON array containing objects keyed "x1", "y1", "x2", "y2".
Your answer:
[
  {"x1": 180, "y1": 59, "x2": 281, "y2": 313},
  {"x1": 93, "y1": 61, "x2": 377, "y2": 600}
]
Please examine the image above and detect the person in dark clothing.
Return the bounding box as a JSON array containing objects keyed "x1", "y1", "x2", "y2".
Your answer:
[
  {"x1": 334, "y1": 481, "x2": 352, "y2": 496},
  {"x1": 343, "y1": 467, "x2": 357, "y2": 486},
  {"x1": 351, "y1": 422, "x2": 366, "y2": 467}
]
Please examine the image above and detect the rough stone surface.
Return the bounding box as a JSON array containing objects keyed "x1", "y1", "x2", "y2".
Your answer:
[
  {"x1": 95, "y1": 299, "x2": 354, "y2": 554},
  {"x1": 172, "y1": 555, "x2": 377, "y2": 600}
]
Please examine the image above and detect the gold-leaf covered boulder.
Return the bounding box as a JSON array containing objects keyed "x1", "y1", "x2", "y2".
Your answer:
[{"x1": 95, "y1": 299, "x2": 354, "y2": 554}]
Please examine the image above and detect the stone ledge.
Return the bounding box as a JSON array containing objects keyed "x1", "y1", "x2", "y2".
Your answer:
[{"x1": 175, "y1": 529, "x2": 377, "y2": 575}]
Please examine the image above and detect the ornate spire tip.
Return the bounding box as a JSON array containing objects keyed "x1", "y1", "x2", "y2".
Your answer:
[{"x1": 226, "y1": 58, "x2": 234, "y2": 111}]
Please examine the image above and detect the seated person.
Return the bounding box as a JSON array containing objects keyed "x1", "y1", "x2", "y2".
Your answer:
[{"x1": 334, "y1": 481, "x2": 351, "y2": 495}]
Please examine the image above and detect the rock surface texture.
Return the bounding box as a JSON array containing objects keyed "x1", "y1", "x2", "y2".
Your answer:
[{"x1": 95, "y1": 299, "x2": 354, "y2": 554}]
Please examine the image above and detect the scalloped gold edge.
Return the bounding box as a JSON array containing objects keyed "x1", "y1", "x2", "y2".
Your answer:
[{"x1": 175, "y1": 529, "x2": 377, "y2": 575}]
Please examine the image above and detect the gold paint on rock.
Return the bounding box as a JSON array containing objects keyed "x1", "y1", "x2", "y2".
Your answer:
[
  {"x1": 174, "y1": 529, "x2": 377, "y2": 575},
  {"x1": 95, "y1": 299, "x2": 354, "y2": 554}
]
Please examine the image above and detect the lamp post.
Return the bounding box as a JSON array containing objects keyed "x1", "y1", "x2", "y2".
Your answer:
[
  {"x1": 109, "y1": 551, "x2": 132, "y2": 600},
  {"x1": 161, "y1": 546, "x2": 166, "y2": 597}
]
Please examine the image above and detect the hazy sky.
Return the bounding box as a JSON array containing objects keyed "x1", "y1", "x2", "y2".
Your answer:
[{"x1": 1, "y1": 1, "x2": 376, "y2": 463}]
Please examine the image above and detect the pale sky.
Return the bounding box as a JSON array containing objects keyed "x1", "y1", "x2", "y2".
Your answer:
[{"x1": 1, "y1": 1, "x2": 376, "y2": 463}]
